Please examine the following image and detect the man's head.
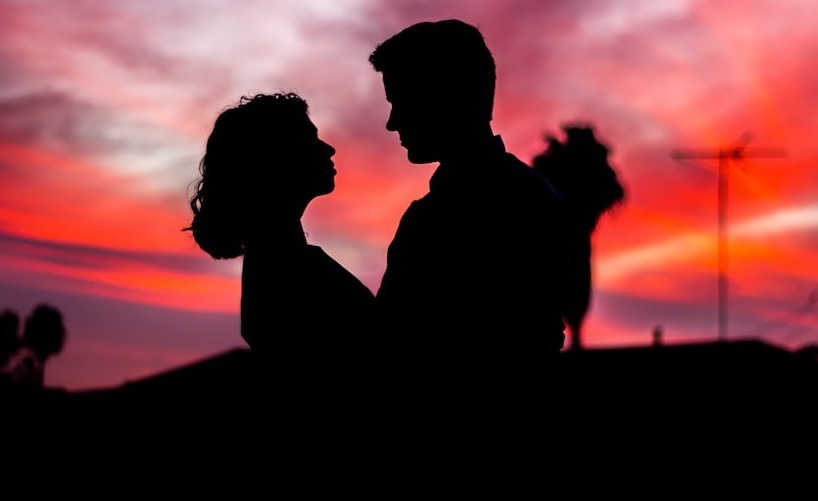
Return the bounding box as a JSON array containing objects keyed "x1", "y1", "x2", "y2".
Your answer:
[{"x1": 369, "y1": 19, "x2": 496, "y2": 163}]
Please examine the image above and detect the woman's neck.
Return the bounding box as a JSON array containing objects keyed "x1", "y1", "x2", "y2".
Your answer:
[{"x1": 244, "y1": 210, "x2": 309, "y2": 249}]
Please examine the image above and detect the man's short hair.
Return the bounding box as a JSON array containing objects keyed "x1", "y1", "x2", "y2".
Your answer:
[{"x1": 369, "y1": 19, "x2": 496, "y2": 121}]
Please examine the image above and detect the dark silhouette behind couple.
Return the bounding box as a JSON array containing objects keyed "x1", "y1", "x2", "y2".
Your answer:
[{"x1": 532, "y1": 125, "x2": 626, "y2": 351}]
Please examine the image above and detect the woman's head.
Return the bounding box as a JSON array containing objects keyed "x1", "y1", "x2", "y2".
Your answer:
[{"x1": 186, "y1": 92, "x2": 337, "y2": 259}]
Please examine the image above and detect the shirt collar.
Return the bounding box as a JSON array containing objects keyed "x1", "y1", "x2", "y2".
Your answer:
[{"x1": 429, "y1": 135, "x2": 507, "y2": 192}]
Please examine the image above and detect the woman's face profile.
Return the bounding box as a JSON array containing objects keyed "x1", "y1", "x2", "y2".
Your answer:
[{"x1": 259, "y1": 112, "x2": 337, "y2": 202}]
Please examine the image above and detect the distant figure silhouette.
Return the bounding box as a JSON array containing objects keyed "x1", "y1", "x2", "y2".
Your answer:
[
  {"x1": 369, "y1": 20, "x2": 570, "y2": 399},
  {"x1": 0, "y1": 309, "x2": 21, "y2": 389},
  {"x1": 0, "y1": 309, "x2": 20, "y2": 370},
  {"x1": 1, "y1": 304, "x2": 66, "y2": 389},
  {"x1": 185, "y1": 93, "x2": 376, "y2": 399},
  {"x1": 532, "y1": 125, "x2": 625, "y2": 352}
]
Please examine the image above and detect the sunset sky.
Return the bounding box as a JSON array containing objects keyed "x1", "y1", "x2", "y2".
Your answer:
[{"x1": 1, "y1": 0, "x2": 816, "y2": 391}]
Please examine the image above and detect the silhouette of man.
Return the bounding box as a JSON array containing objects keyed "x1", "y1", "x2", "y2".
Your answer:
[{"x1": 369, "y1": 19, "x2": 569, "y2": 400}]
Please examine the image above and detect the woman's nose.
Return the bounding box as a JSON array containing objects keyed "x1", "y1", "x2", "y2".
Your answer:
[
  {"x1": 386, "y1": 109, "x2": 398, "y2": 132},
  {"x1": 323, "y1": 140, "x2": 336, "y2": 157}
]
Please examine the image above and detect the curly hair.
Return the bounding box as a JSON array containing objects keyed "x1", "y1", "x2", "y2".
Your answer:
[{"x1": 184, "y1": 92, "x2": 309, "y2": 259}]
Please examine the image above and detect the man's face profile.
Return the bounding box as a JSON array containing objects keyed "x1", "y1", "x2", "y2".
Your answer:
[{"x1": 382, "y1": 71, "x2": 447, "y2": 164}]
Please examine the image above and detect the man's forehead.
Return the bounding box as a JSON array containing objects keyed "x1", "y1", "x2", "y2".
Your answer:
[{"x1": 383, "y1": 72, "x2": 436, "y2": 101}]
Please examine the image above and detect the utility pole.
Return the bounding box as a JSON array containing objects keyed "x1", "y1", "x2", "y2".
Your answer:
[{"x1": 671, "y1": 135, "x2": 785, "y2": 342}]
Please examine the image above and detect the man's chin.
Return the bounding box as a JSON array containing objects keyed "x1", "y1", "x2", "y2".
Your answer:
[{"x1": 406, "y1": 149, "x2": 438, "y2": 164}]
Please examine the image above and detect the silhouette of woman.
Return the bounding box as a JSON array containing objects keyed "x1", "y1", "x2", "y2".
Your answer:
[{"x1": 185, "y1": 93, "x2": 376, "y2": 392}]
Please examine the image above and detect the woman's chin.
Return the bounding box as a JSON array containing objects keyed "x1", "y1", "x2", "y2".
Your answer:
[{"x1": 318, "y1": 183, "x2": 335, "y2": 196}]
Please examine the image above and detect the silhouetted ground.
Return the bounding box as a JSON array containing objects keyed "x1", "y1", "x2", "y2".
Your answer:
[
  {"x1": 5, "y1": 338, "x2": 816, "y2": 477},
  {"x1": 560, "y1": 339, "x2": 818, "y2": 406},
  {"x1": 558, "y1": 340, "x2": 818, "y2": 439},
  {"x1": 11, "y1": 338, "x2": 818, "y2": 418}
]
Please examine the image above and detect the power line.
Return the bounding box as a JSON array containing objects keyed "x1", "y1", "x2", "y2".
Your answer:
[
  {"x1": 671, "y1": 134, "x2": 786, "y2": 342},
  {"x1": 738, "y1": 286, "x2": 818, "y2": 342}
]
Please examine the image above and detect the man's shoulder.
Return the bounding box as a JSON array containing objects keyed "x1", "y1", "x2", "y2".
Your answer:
[
  {"x1": 392, "y1": 194, "x2": 434, "y2": 228},
  {"x1": 501, "y1": 152, "x2": 562, "y2": 201}
]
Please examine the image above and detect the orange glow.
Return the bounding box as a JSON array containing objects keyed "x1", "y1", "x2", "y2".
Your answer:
[
  {"x1": 0, "y1": 142, "x2": 193, "y2": 255},
  {"x1": 2, "y1": 1, "x2": 817, "y2": 390},
  {"x1": 1, "y1": 250, "x2": 239, "y2": 313}
]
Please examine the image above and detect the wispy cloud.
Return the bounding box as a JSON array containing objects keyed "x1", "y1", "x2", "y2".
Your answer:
[{"x1": 1, "y1": 0, "x2": 817, "y2": 389}]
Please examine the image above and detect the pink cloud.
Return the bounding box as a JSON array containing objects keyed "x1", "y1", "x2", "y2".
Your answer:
[{"x1": 2, "y1": 0, "x2": 818, "y2": 389}]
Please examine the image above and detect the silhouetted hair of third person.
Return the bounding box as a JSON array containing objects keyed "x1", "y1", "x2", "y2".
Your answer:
[
  {"x1": 532, "y1": 124, "x2": 625, "y2": 352},
  {"x1": 369, "y1": 19, "x2": 571, "y2": 402}
]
